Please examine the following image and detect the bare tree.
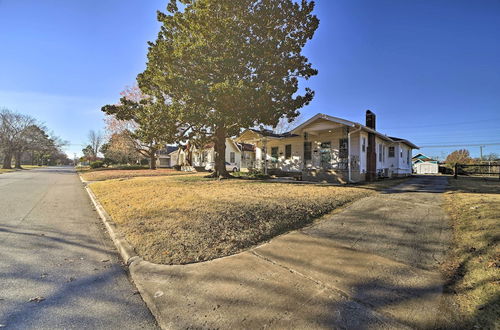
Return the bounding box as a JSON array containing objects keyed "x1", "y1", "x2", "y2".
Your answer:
[
  {"x1": 0, "y1": 109, "x2": 36, "y2": 169},
  {"x1": 87, "y1": 130, "x2": 103, "y2": 161}
]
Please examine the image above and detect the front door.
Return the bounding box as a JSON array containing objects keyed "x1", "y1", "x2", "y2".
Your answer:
[
  {"x1": 320, "y1": 142, "x2": 331, "y2": 169},
  {"x1": 339, "y1": 138, "x2": 348, "y2": 170}
]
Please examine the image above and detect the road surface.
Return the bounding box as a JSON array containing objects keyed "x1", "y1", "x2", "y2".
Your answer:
[{"x1": 0, "y1": 167, "x2": 158, "y2": 329}]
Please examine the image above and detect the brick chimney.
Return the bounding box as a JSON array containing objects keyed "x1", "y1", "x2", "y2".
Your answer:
[
  {"x1": 365, "y1": 110, "x2": 377, "y2": 181},
  {"x1": 366, "y1": 110, "x2": 376, "y2": 130}
]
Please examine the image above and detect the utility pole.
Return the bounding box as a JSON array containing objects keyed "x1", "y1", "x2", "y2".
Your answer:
[{"x1": 480, "y1": 145, "x2": 484, "y2": 162}]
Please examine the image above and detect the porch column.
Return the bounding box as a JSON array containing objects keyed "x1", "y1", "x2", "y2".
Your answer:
[{"x1": 255, "y1": 146, "x2": 262, "y2": 170}]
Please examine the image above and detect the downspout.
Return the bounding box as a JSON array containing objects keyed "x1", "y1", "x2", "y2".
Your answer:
[
  {"x1": 348, "y1": 125, "x2": 362, "y2": 183},
  {"x1": 263, "y1": 137, "x2": 268, "y2": 175}
]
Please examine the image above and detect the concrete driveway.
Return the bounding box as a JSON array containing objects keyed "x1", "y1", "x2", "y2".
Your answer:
[
  {"x1": 130, "y1": 176, "x2": 456, "y2": 329},
  {"x1": 0, "y1": 167, "x2": 158, "y2": 329}
]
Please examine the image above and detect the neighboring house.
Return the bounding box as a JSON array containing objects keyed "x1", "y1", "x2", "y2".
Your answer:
[
  {"x1": 168, "y1": 139, "x2": 242, "y2": 172},
  {"x1": 236, "y1": 110, "x2": 418, "y2": 183},
  {"x1": 412, "y1": 153, "x2": 439, "y2": 174},
  {"x1": 156, "y1": 145, "x2": 179, "y2": 168}
]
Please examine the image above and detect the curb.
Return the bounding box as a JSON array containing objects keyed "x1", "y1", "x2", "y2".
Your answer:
[
  {"x1": 78, "y1": 174, "x2": 165, "y2": 328},
  {"x1": 78, "y1": 175, "x2": 139, "y2": 264}
]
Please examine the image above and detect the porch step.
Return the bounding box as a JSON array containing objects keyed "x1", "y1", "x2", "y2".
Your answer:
[{"x1": 180, "y1": 165, "x2": 196, "y2": 172}]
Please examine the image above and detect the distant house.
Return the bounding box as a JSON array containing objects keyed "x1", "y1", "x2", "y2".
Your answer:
[
  {"x1": 167, "y1": 139, "x2": 242, "y2": 172},
  {"x1": 236, "y1": 110, "x2": 418, "y2": 183},
  {"x1": 412, "y1": 153, "x2": 439, "y2": 174},
  {"x1": 156, "y1": 145, "x2": 179, "y2": 168}
]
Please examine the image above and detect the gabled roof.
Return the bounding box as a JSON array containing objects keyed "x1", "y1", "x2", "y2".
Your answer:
[
  {"x1": 166, "y1": 146, "x2": 179, "y2": 154},
  {"x1": 249, "y1": 128, "x2": 299, "y2": 139},
  {"x1": 238, "y1": 143, "x2": 255, "y2": 152},
  {"x1": 159, "y1": 145, "x2": 179, "y2": 156},
  {"x1": 291, "y1": 113, "x2": 356, "y2": 134},
  {"x1": 389, "y1": 136, "x2": 419, "y2": 149},
  {"x1": 412, "y1": 153, "x2": 435, "y2": 161}
]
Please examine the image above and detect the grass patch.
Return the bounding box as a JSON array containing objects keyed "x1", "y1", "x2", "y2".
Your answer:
[
  {"x1": 89, "y1": 175, "x2": 385, "y2": 265},
  {"x1": 0, "y1": 165, "x2": 44, "y2": 174},
  {"x1": 443, "y1": 176, "x2": 500, "y2": 329},
  {"x1": 80, "y1": 167, "x2": 201, "y2": 182}
]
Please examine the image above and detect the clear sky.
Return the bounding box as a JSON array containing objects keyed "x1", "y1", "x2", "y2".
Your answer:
[{"x1": 1, "y1": 0, "x2": 499, "y2": 159}]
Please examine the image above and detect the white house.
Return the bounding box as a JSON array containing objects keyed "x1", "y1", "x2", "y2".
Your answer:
[
  {"x1": 412, "y1": 153, "x2": 439, "y2": 174},
  {"x1": 156, "y1": 146, "x2": 179, "y2": 168},
  {"x1": 164, "y1": 139, "x2": 242, "y2": 171},
  {"x1": 236, "y1": 110, "x2": 418, "y2": 183}
]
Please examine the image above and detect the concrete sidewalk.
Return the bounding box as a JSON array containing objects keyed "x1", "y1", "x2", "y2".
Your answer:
[{"x1": 107, "y1": 176, "x2": 455, "y2": 329}]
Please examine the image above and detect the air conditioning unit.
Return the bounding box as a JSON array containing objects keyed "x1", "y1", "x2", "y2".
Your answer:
[{"x1": 377, "y1": 168, "x2": 389, "y2": 178}]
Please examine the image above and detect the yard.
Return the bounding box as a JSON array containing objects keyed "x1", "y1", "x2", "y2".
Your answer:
[
  {"x1": 443, "y1": 176, "x2": 500, "y2": 328},
  {"x1": 79, "y1": 167, "x2": 201, "y2": 182},
  {"x1": 88, "y1": 173, "x2": 406, "y2": 265}
]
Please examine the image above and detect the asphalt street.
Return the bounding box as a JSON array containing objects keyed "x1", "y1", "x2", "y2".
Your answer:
[{"x1": 0, "y1": 167, "x2": 158, "y2": 329}]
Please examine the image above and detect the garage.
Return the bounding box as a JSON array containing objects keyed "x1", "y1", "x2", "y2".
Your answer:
[{"x1": 414, "y1": 161, "x2": 439, "y2": 174}]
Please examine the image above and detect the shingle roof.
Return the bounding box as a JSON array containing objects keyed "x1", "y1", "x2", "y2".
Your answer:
[{"x1": 249, "y1": 128, "x2": 299, "y2": 138}]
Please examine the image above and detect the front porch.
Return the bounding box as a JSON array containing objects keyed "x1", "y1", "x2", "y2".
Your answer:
[{"x1": 237, "y1": 115, "x2": 364, "y2": 183}]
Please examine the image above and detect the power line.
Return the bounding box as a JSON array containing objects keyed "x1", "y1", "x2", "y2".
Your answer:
[
  {"x1": 419, "y1": 142, "x2": 500, "y2": 148},
  {"x1": 378, "y1": 118, "x2": 500, "y2": 130}
]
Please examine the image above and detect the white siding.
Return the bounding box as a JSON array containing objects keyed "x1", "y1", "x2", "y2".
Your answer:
[
  {"x1": 358, "y1": 132, "x2": 368, "y2": 174},
  {"x1": 414, "y1": 162, "x2": 439, "y2": 174}
]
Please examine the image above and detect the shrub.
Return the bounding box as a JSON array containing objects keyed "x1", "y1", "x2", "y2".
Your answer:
[
  {"x1": 103, "y1": 158, "x2": 116, "y2": 167},
  {"x1": 90, "y1": 161, "x2": 105, "y2": 169}
]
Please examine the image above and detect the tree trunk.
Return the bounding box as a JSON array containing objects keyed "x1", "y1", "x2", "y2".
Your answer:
[
  {"x1": 2, "y1": 150, "x2": 13, "y2": 169},
  {"x1": 149, "y1": 150, "x2": 157, "y2": 170},
  {"x1": 14, "y1": 151, "x2": 22, "y2": 169},
  {"x1": 213, "y1": 125, "x2": 230, "y2": 178}
]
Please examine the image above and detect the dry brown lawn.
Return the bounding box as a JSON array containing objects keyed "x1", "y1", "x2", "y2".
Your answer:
[
  {"x1": 0, "y1": 165, "x2": 43, "y2": 174},
  {"x1": 443, "y1": 176, "x2": 500, "y2": 329},
  {"x1": 80, "y1": 168, "x2": 200, "y2": 182},
  {"x1": 88, "y1": 175, "x2": 403, "y2": 265}
]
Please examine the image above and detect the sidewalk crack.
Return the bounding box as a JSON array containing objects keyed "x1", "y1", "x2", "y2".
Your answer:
[{"x1": 250, "y1": 250, "x2": 409, "y2": 328}]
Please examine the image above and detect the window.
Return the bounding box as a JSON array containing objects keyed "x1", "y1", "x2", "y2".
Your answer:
[
  {"x1": 407, "y1": 149, "x2": 410, "y2": 164},
  {"x1": 339, "y1": 138, "x2": 348, "y2": 159},
  {"x1": 400, "y1": 150, "x2": 403, "y2": 158},
  {"x1": 362, "y1": 137, "x2": 366, "y2": 152},
  {"x1": 388, "y1": 146, "x2": 395, "y2": 158},
  {"x1": 230, "y1": 152, "x2": 235, "y2": 163},
  {"x1": 285, "y1": 144, "x2": 292, "y2": 159},
  {"x1": 378, "y1": 144, "x2": 382, "y2": 162},
  {"x1": 271, "y1": 147, "x2": 279, "y2": 163},
  {"x1": 304, "y1": 142, "x2": 312, "y2": 161}
]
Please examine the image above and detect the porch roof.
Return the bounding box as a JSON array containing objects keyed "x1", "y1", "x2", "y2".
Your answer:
[{"x1": 236, "y1": 113, "x2": 418, "y2": 149}]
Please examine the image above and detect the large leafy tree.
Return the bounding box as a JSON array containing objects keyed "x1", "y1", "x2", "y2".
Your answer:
[
  {"x1": 139, "y1": 0, "x2": 319, "y2": 177},
  {"x1": 101, "y1": 86, "x2": 179, "y2": 169}
]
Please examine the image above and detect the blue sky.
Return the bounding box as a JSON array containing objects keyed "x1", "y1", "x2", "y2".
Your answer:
[{"x1": 1, "y1": 0, "x2": 499, "y2": 159}]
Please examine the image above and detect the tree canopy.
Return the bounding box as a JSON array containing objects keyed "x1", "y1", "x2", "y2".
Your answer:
[
  {"x1": 138, "y1": 0, "x2": 319, "y2": 176},
  {"x1": 445, "y1": 149, "x2": 473, "y2": 165},
  {"x1": 101, "y1": 86, "x2": 179, "y2": 169}
]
